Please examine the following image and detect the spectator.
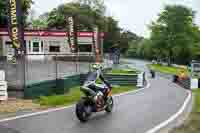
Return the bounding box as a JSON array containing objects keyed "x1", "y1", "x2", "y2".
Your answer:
[
  {"x1": 112, "y1": 43, "x2": 120, "y2": 64},
  {"x1": 116, "y1": 48, "x2": 120, "y2": 64}
]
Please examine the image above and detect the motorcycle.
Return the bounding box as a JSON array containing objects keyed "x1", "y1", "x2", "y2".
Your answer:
[{"x1": 76, "y1": 83, "x2": 114, "y2": 122}]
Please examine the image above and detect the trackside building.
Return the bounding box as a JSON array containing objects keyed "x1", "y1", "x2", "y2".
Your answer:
[{"x1": 0, "y1": 29, "x2": 104, "y2": 60}]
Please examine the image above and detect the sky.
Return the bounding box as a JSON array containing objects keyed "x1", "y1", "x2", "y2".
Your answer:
[{"x1": 32, "y1": 0, "x2": 200, "y2": 37}]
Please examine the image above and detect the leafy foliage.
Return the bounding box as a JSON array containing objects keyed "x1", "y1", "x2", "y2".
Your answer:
[
  {"x1": 47, "y1": 2, "x2": 104, "y2": 31},
  {"x1": 149, "y1": 5, "x2": 200, "y2": 64},
  {"x1": 41, "y1": 1, "x2": 141, "y2": 52},
  {"x1": 126, "y1": 5, "x2": 200, "y2": 65},
  {"x1": 0, "y1": 0, "x2": 33, "y2": 27}
]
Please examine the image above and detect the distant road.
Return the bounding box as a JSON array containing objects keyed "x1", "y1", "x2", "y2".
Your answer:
[{"x1": 121, "y1": 58, "x2": 150, "y2": 72}]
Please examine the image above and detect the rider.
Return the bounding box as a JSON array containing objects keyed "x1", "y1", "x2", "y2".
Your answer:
[{"x1": 81, "y1": 63, "x2": 111, "y2": 101}]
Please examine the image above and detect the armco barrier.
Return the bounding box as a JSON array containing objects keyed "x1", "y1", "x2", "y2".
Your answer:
[
  {"x1": 24, "y1": 71, "x2": 145, "y2": 99},
  {"x1": 24, "y1": 69, "x2": 112, "y2": 99},
  {"x1": 24, "y1": 75, "x2": 80, "y2": 99},
  {"x1": 80, "y1": 73, "x2": 140, "y2": 86},
  {"x1": 104, "y1": 74, "x2": 138, "y2": 86}
]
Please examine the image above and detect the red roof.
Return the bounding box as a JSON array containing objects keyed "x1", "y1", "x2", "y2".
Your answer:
[{"x1": 0, "y1": 29, "x2": 104, "y2": 38}]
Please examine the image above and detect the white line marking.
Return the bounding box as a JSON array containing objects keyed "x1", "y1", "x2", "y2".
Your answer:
[
  {"x1": 0, "y1": 105, "x2": 74, "y2": 123},
  {"x1": 0, "y1": 83, "x2": 150, "y2": 123},
  {"x1": 146, "y1": 90, "x2": 192, "y2": 133},
  {"x1": 114, "y1": 83, "x2": 150, "y2": 97}
]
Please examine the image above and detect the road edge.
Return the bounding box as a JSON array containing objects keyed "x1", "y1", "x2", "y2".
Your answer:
[
  {"x1": 0, "y1": 82, "x2": 150, "y2": 123},
  {"x1": 146, "y1": 90, "x2": 192, "y2": 133}
]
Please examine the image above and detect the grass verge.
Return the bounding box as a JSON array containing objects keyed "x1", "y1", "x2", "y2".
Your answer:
[
  {"x1": 147, "y1": 64, "x2": 189, "y2": 75},
  {"x1": 107, "y1": 68, "x2": 139, "y2": 75},
  {"x1": 36, "y1": 85, "x2": 136, "y2": 107},
  {"x1": 170, "y1": 89, "x2": 200, "y2": 133}
]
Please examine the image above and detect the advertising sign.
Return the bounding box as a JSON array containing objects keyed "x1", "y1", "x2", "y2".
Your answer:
[
  {"x1": 7, "y1": 0, "x2": 25, "y2": 62},
  {"x1": 6, "y1": 44, "x2": 15, "y2": 63},
  {"x1": 191, "y1": 78, "x2": 198, "y2": 90},
  {"x1": 67, "y1": 16, "x2": 78, "y2": 53},
  {"x1": 137, "y1": 72, "x2": 144, "y2": 88}
]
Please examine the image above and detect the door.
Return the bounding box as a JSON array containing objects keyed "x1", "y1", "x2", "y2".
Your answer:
[{"x1": 29, "y1": 41, "x2": 44, "y2": 55}]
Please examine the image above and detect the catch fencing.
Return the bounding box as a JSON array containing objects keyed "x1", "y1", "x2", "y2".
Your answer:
[{"x1": 0, "y1": 53, "x2": 113, "y2": 98}]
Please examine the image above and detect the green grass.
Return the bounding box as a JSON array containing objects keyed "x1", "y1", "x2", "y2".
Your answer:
[
  {"x1": 36, "y1": 86, "x2": 135, "y2": 107},
  {"x1": 193, "y1": 89, "x2": 200, "y2": 112},
  {"x1": 36, "y1": 86, "x2": 82, "y2": 107},
  {"x1": 112, "y1": 85, "x2": 136, "y2": 94},
  {"x1": 171, "y1": 89, "x2": 200, "y2": 133},
  {"x1": 107, "y1": 69, "x2": 139, "y2": 75},
  {"x1": 147, "y1": 64, "x2": 189, "y2": 75}
]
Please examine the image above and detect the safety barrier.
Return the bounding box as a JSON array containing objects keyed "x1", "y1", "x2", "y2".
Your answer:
[
  {"x1": 24, "y1": 70, "x2": 145, "y2": 99},
  {"x1": 0, "y1": 70, "x2": 8, "y2": 101},
  {"x1": 173, "y1": 76, "x2": 198, "y2": 90},
  {"x1": 177, "y1": 77, "x2": 191, "y2": 89},
  {"x1": 24, "y1": 75, "x2": 81, "y2": 99},
  {"x1": 80, "y1": 72, "x2": 145, "y2": 87}
]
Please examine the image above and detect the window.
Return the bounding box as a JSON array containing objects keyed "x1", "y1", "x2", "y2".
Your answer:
[
  {"x1": 49, "y1": 46, "x2": 60, "y2": 52},
  {"x1": 41, "y1": 41, "x2": 44, "y2": 52},
  {"x1": 29, "y1": 41, "x2": 31, "y2": 52},
  {"x1": 5, "y1": 41, "x2": 12, "y2": 46},
  {"x1": 78, "y1": 44, "x2": 92, "y2": 52},
  {"x1": 49, "y1": 41, "x2": 60, "y2": 46},
  {"x1": 24, "y1": 40, "x2": 26, "y2": 51},
  {"x1": 33, "y1": 42, "x2": 40, "y2": 52}
]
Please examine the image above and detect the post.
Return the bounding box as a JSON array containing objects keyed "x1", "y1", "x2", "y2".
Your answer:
[
  {"x1": 93, "y1": 27, "x2": 101, "y2": 63},
  {"x1": 66, "y1": 15, "x2": 78, "y2": 73},
  {"x1": 55, "y1": 54, "x2": 58, "y2": 84},
  {"x1": 7, "y1": 0, "x2": 26, "y2": 92}
]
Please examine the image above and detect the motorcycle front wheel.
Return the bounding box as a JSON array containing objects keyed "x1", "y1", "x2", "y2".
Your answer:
[
  {"x1": 76, "y1": 99, "x2": 92, "y2": 122},
  {"x1": 105, "y1": 97, "x2": 114, "y2": 113}
]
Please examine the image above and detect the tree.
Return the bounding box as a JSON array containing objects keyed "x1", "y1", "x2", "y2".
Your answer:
[
  {"x1": 28, "y1": 12, "x2": 48, "y2": 29},
  {"x1": 119, "y1": 30, "x2": 141, "y2": 53},
  {"x1": 126, "y1": 40, "x2": 140, "y2": 58},
  {"x1": 47, "y1": 2, "x2": 105, "y2": 31},
  {"x1": 150, "y1": 5, "x2": 199, "y2": 64},
  {"x1": 103, "y1": 17, "x2": 121, "y2": 52},
  {"x1": 191, "y1": 42, "x2": 200, "y2": 59},
  {"x1": 46, "y1": 1, "x2": 123, "y2": 52},
  {"x1": 126, "y1": 38, "x2": 153, "y2": 59},
  {"x1": 0, "y1": 0, "x2": 33, "y2": 27},
  {"x1": 45, "y1": 1, "x2": 141, "y2": 53},
  {"x1": 78, "y1": 0, "x2": 106, "y2": 14},
  {"x1": 30, "y1": 19, "x2": 48, "y2": 29}
]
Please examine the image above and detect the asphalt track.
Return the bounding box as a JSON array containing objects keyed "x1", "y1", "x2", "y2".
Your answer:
[{"x1": 0, "y1": 59, "x2": 188, "y2": 133}]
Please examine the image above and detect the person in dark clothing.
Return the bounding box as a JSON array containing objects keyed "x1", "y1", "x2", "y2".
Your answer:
[
  {"x1": 150, "y1": 69, "x2": 155, "y2": 78},
  {"x1": 81, "y1": 63, "x2": 111, "y2": 97},
  {"x1": 116, "y1": 48, "x2": 120, "y2": 64}
]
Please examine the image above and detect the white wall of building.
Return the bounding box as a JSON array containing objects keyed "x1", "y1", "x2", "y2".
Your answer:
[{"x1": 1, "y1": 36, "x2": 95, "y2": 58}]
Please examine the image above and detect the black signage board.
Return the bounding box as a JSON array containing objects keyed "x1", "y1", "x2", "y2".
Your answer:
[{"x1": 7, "y1": 0, "x2": 25, "y2": 63}]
